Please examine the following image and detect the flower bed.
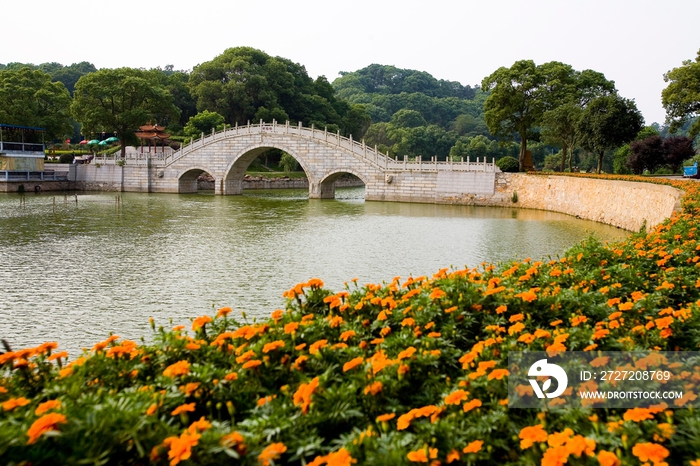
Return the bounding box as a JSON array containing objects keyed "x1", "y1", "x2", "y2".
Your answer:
[{"x1": 2, "y1": 174, "x2": 700, "y2": 465}]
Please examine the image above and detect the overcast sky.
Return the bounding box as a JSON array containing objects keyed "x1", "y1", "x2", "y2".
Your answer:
[{"x1": 4, "y1": 0, "x2": 698, "y2": 125}]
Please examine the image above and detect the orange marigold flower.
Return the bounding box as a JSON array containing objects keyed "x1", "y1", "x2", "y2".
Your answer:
[
  {"x1": 364, "y1": 380, "x2": 383, "y2": 396},
  {"x1": 192, "y1": 315, "x2": 212, "y2": 331},
  {"x1": 509, "y1": 313, "x2": 525, "y2": 323},
  {"x1": 444, "y1": 389, "x2": 469, "y2": 405},
  {"x1": 343, "y1": 357, "x2": 364, "y2": 372},
  {"x1": 376, "y1": 413, "x2": 395, "y2": 422},
  {"x1": 515, "y1": 290, "x2": 537, "y2": 303},
  {"x1": 631, "y1": 442, "x2": 669, "y2": 464},
  {"x1": 325, "y1": 447, "x2": 357, "y2": 466},
  {"x1": 446, "y1": 449, "x2": 461, "y2": 463},
  {"x1": 541, "y1": 446, "x2": 569, "y2": 466},
  {"x1": 262, "y1": 340, "x2": 285, "y2": 353},
  {"x1": 597, "y1": 450, "x2": 620, "y2": 466},
  {"x1": 167, "y1": 431, "x2": 200, "y2": 466},
  {"x1": 48, "y1": 351, "x2": 69, "y2": 361},
  {"x1": 163, "y1": 360, "x2": 190, "y2": 378},
  {"x1": 623, "y1": 407, "x2": 654, "y2": 422},
  {"x1": 462, "y1": 399, "x2": 482, "y2": 413},
  {"x1": 519, "y1": 424, "x2": 548, "y2": 449},
  {"x1": 462, "y1": 440, "x2": 483, "y2": 454},
  {"x1": 26, "y1": 413, "x2": 67, "y2": 445},
  {"x1": 171, "y1": 403, "x2": 196, "y2": 416},
  {"x1": 242, "y1": 359, "x2": 262, "y2": 370},
  {"x1": 3, "y1": 397, "x2": 30, "y2": 411},
  {"x1": 258, "y1": 442, "x2": 287, "y2": 466},
  {"x1": 429, "y1": 288, "x2": 446, "y2": 299},
  {"x1": 284, "y1": 322, "x2": 299, "y2": 334},
  {"x1": 339, "y1": 330, "x2": 356, "y2": 341},
  {"x1": 216, "y1": 306, "x2": 233, "y2": 318},
  {"x1": 146, "y1": 403, "x2": 158, "y2": 416},
  {"x1": 35, "y1": 400, "x2": 61, "y2": 416},
  {"x1": 188, "y1": 416, "x2": 212, "y2": 434},
  {"x1": 309, "y1": 339, "x2": 328, "y2": 355},
  {"x1": 488, "y1": 368, "x2": 509, "y2": 380},
  {"x1": 294, "y1": 377, "x2": 320, "y2": 414}
]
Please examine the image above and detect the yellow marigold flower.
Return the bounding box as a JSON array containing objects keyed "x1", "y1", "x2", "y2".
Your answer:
[
  {"x1": 258, "y1": 442, "x2": 287, "y2": 466},
  {"x1": 462, "y1": 440, "x2": 483, "y2": 454},
  {"x1": 163, "y1": 360, "x2": 190, "y2": 378},
  {"x1": 35, "y1": 400, "x2": 61, "y2": 416},
  {"x1": 171, "y1": 403, "x2": 196, "y2": 416},
  {"x1": 3, "y1": 397, "x2": 30, "y2": 411},
  {"x1": 26, "y1": 413, "x2": 67, "y2": 445}
]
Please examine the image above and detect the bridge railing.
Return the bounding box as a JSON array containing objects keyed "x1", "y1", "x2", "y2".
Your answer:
[{"x1": 133, "y1": 121, "x2": 499, "y2": 173}]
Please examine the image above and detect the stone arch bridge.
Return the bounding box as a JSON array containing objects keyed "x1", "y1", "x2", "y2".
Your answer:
[{"x1": 85, "y1": 121, "x2": 500, "y2": 202}]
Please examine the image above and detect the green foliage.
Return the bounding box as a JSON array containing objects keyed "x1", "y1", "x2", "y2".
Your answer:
[
  {"x1": 71, "y1": 68, "x2": 180, "y2": 157},
  {"x1": 578, "y1": 94, "x2": 644, "y2": 173},
  {"x1": 188, "y1": 47, "x2": 367, "y2": 137},
  {"x1": 184, "y1": 111, "x2": 225, "y2": 139},
  {"x1": 496, "y1": 156, "x2": 519, "y2": 172},
  {"x1": 0, "y1": 67, "x2": 73, "y2": 140},
  {"x1": 279, "y1": 153, "x2": 300, "y2": 173},
  {"x1": 4, "y1": 175, "x2": 700, "y2": 465},
  {"x1": 58, "y1": 153, "x2": 74, "y2": 164},
  {"x1": 662, "y1": 49, "x2": 700, "y2": 138}
]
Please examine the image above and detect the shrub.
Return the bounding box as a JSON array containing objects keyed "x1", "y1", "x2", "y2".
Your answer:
[
  {"x1": 58, "y1": 153, "x2": 74, "y2": 164},
  {"x1": 496, "y1": 155, "x2": 519, "y2": 172}
]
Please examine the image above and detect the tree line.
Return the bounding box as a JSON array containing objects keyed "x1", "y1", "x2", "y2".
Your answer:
[{"x1": 1, "y1": 47, "x2": 698, "y2": 172}]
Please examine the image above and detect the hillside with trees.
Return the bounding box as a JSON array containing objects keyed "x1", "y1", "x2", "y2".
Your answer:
[{"x1": 2, "y1": 47, "x2": 698, "y2": 173}]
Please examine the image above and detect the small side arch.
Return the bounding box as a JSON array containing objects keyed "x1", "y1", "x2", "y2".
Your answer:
[
  {"x1": 178, "y1": 167, "x2": 216, "y2": 193},
  {"x1": 316, "y1": 169, "x2": 368, "y2": 199}
]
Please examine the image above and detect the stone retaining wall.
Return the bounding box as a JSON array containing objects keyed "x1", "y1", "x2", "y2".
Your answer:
[{"x1": 29, "y1": 165, "x2": 683, "y2": 231}]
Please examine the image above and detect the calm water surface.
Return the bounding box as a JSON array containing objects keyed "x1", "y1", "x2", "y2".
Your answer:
[{"x1": 0, "y1": 188, "x2": 628, "y2": 356}]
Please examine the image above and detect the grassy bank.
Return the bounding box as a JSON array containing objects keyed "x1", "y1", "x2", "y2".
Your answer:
[{"x1": 2, "y1": 174, "x2": 700, "y2": 465}]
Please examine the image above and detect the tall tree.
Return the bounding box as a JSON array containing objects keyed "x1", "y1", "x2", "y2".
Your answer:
[
  {"x1": 540, "y1": 69, "x2": 615, "y2": 171},
  {"x1": 71, "y1": 68, "x2": 180, "y2": 157},
  {"x1": 663, "y1": 135, "x2": 696, "y2": 172},
  {"x1": 0, "y1": 67, "x2": 72, "y2": 140},
  {"x1": 578, "y1": 94, "x2": 644, "y2": 173},
  {"x1": 662, "y1": 49, "x2": 700, "y2": 138},
  {"x1": 481, "y1": 60, "x2": 545, "y2": 171}
]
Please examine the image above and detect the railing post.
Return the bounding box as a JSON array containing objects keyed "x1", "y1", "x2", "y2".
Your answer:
[
  {"x1": 362, "y1": 139, "x2": 366, "y2": 158},
  {"x1": 385, "y1": 151, "x2": 388, "y2": 169},
  {"x1": 374, "y1": 145, "x2": 378, "y2": 164},
  {"x1": 325, "y1": 127, "x2": 328, "y2": 142},
  {"x1": 337, "y1": 130, "x2": 340, "y2": 146},
  {"x1": 201, "y1": 132, "x2": 204, "y2": 147},
  {"x1": 298, "y1": 121, "x2": 302, "y2": 134},
  {"x1": 311, "y1": 123, "x2": 314, "y2": 138},
  {"x1": 247, "y1": 121, "x2": 251, "y2": 134},
  {"x1": 404, "y1": 155, "x2": 407, "y2": 170}
]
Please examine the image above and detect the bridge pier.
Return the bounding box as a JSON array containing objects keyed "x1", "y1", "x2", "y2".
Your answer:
[{"x1": 309, "y1": 181, "x2": 334, "y2": 199}]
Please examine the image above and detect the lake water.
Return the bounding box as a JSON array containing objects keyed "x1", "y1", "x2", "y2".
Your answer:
[{"x1": 0, "y1": 187, "x2": 628, "y2": 356}]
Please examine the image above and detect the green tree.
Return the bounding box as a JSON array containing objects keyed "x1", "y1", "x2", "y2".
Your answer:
[
  {"x1": 184, "y1": 111, "x2": 225, "y2": 139},
  {"x1": 662, "y1": 49, "x2": 700, "y2": 138},
  {"x1": 71, "y1": 68, "x2": 180, "y2": 157},
  {"x1": 540, "y1": 69, "x2": 615, "y2": 171},
  {"x1": 578, "y1": 94, "x2": 644, "y2": 173},
  {"x1": 0, "y1": 67, "x2": 72, "y2": 140},
  {"x1": 390, "y1": 109, "x2": 427, "y2": 128},
  {"x1": 481, "y1": 60, "x2": 545, "y2": 171}
]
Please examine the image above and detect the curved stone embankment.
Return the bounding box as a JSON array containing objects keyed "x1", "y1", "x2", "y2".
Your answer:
[{"x1": 489, "y1": 174, "x2": 683, "y2": 231}]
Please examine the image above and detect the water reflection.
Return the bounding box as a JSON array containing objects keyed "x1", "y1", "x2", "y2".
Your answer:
[{"x1": 0, "y1": 188, "x2": 628, "y2": 356}]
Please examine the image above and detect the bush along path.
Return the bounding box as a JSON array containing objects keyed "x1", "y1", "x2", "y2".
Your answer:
[{"x1": 3, "y1": 174, "x2": 700, "y2": 465}]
